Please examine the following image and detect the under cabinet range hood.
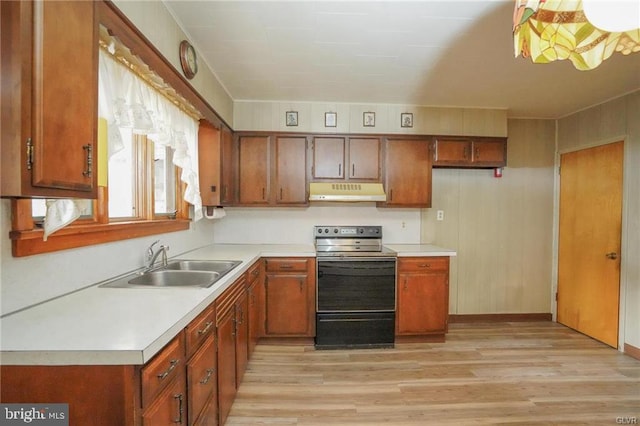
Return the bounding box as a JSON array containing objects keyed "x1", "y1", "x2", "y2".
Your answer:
[{"x1": 309, "y1": 182, "x2": 387, "y2": 202}]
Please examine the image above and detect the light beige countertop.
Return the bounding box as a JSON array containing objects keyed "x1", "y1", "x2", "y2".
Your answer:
[
  {"x1": 0, "y1": 244, "x2": 314, "y2": 366},
  {"x1": 0, "y1": 242, "x2": 455, "y2": 366},
  {"x1": 385, "y1": 244, "x2": 457, "y2": 257}
]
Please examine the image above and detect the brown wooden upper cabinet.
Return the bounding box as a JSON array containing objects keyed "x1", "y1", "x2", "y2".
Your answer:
[
  {"x1": 275, "y1": 137, "x2": 308, "y2": 204},
  {"x1": 311, "y1": 136, "x2": 380, "y2": 181},
  {"x1": 433, "y1": 137, "x2": 507, "y2": 168},
  {"x1": 1, "y1": 1, "x2": 98, "y2": 198},
  {"x1": 238, "y1": 135, "x2": 271, "y2": 205},
  {"x1": 237, "y1": 134, "x2": 308, "y2": 206},
  {"x1": 380, "y1": 138, "x2": 432, "y2": 208}
]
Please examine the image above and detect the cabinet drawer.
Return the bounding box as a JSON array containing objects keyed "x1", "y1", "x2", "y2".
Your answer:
[
  {"x1": 265, "y1": 258, "x2": 308, "y2": 272},
  {"x1": 188, "y1": 335, "x2": 217, "y2": 424},
  {"x1": 185, "y1": 305, "x2": 216, "y2": 359},
  {"x1": 398, "y1": 257, "x2": 449, "y2": 273},
  {"x1": 141, "y1": 332, "x2": 185, "y2": 409}
]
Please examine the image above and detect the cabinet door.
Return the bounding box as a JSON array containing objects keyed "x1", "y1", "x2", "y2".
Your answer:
[
  {"x1": 220, "y1": 127, "x2": 236, "y2": 205},
  {"x1": 312, "y1": 137, "x2": 345, "y2": 179},
  {"x1": 275, "y1": 137, "x2": 307, "y2": 204},
  {"x1": 216, "y1": 308, "x2": 236, "y2": 425},
  {"x1": 198, "y1": 122, "x2": 221, "y2": 206},
  {"x1": 34, "y1": 1, "x2": 97, "y2": 194},
  {"x1": 397, "y1": 272, "x2": 448, "y2": 335},
  {"x1": 348, "y1": 138, "x2": 380, "y2": 180},
  {"x1": 472, "y1": 138, "x2": 507, "y2": 167},
  {"x1": 247, "y1": 263, "x2": 264, "y2": 357},
  {"x1": 265, "y1": 274, "x2": 313, "y2": 336},
  {"x1": 383, "y1": 139, "x2": 432, "y2": 207},
  {"x1": 142, "y1": 375, "x2": 187, "y2": 426},
  {"x1": 187, "y1": 335, "x2": 217, "y2": 425},
  {"x1": 235, "y1": 291, "x2": 249, "y2": 387},
  {"x1": 1, "y1": 1, "x2": 98, "y2": 197},
  {"x1": 238, "y1": 136, "x2": 270, "y2": 204},
  {"x1": 433, "y1": 138, "x2": 472, "y2": 166}
]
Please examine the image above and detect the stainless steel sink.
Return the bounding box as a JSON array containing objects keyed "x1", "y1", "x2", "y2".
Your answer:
[
  {"x1": 100, "y1": 260, "x2": 242, "y2": 288},
  {"x1": 127, "y1": 270, "x2": 220, "y2": 287},
  {"x1": 164, "y1": 260, "x2": 241, "y2": 273}
]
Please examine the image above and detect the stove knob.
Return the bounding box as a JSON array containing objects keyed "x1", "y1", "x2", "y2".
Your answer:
[
  {"x1": 333, "y1": 228, "x2": 339, "y2": 233},
  {"x1": 358, "y1": 228, "x2": 364, "y2": 234},
  {"x1": 324, "y1": 228, "x2": 329, "y2": 234}
]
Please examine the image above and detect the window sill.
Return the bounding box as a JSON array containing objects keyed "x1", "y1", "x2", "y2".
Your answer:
[{"x1": 10, "y1": 219, "x2": 190, "y2": 257}]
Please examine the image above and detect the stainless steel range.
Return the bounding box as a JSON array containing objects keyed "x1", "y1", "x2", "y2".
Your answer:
[{"x1": 314, "y1": 225, "x2": 396, "y2": 349}]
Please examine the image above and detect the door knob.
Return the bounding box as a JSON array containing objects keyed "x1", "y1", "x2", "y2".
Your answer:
[{"x1": 605, "y1": 252, "x2": 618, "y2": 260}]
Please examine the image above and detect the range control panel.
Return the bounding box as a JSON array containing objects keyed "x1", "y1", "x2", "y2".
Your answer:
[{"x1": 314, "y1": 226, "x2": 382, "y2": 238}]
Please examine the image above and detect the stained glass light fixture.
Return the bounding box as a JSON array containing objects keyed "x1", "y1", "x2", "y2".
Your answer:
[{"x1": 513, "y1": 0, "x2": 640, "y2": 70}]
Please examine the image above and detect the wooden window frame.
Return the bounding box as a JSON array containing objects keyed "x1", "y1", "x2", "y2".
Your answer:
[{"x1": 10, "y1": 145, "x2": 190, "y2": 257}]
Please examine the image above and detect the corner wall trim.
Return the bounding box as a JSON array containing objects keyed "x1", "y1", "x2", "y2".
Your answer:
[
  {"x1": 624, "y1": 343, "x2": 640, "y2": 361},
  {"x1": 449, "y1": 313, "x2": 553, "y2": 323}
]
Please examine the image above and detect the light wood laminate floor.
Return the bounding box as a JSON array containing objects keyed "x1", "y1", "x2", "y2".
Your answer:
[{"x1": 226, "y1": 322, "x2": 640, "y2": 425}]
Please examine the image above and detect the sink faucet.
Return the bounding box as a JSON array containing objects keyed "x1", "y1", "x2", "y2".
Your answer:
[{"x1": 146, "y1": 241, "x2": 169, "y2": 271}]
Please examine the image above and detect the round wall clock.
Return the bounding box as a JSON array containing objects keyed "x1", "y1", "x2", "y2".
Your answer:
[{"x1": 179, "y1": 40, "x2": 198, "y2": 79}]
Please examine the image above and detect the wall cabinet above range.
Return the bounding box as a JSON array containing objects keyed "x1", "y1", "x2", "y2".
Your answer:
[
  {"x1": 1, "y1": 0, "x2": 98, "y2": 198},
  {"x1": 311, "y1": 136, "x2": 381, "y2": 181},
  {"x1": 433, "y1": 137, "x2": 507, "y2": 168}
]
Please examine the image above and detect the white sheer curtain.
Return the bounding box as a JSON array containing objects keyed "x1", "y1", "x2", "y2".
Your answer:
[{"x1": 43, "y1": 50, "x2": 203, "y2": 239}]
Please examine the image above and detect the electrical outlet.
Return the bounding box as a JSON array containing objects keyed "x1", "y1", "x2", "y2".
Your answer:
[
  {"x1": 436, "y1": 210, "x2": 444, "y2": 221},
  {"x1": 401, "y1": 221, "x2": 406, "y2": 229}
]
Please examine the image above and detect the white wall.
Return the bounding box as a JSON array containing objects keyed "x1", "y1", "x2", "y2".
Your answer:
[
  {"x1": 557, "y1": 91, "x2": 640, "y2": 351},
  {"x1": 211, "y1": 205, "x2": 421, "y2": 245}
]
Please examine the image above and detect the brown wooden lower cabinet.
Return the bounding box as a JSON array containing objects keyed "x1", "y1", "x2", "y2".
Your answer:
[
  {"x1": 396, "y1": 256, "x2": 450, "y2": 342},
  {"x1": 215, "y1": 274, "x2": 248, "y2": 425},
  {"x1": 263, "y1": 257, "x2": 316, "y2": 337}
]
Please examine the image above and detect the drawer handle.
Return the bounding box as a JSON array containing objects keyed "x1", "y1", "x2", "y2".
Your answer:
[
  {"x1": 197, "y1": 321, "x2": 214, "y2": 335},
  {"x1": 173, "y1": 393, "x2": 184, "y2": 424},
  {"x1": 279, "y1": 264, "x2": 293, "y2": 269},
  {"x1": 419, "y1": 263, "x2": 431, "y2": 268},
  {"x1": 200, "y1": 368, "x2": 215, "y2": 385},
  {"x1": 157, "y1": 359, "x2": 179, "y2": 380}
]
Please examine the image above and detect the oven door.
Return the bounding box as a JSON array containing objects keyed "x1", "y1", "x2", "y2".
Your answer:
[{"x1": 316, "y1": 257, "x2": 396, "y2": 312}]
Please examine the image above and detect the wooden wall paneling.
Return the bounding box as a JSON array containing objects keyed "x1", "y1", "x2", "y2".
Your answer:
[{"x1": 462, "y1": 109, "x2": 508, "y2": 137}]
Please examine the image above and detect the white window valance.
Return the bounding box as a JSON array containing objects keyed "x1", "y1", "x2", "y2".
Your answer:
[{"x1": 98, "y1": 49, "x2": 202, "y2": 221}]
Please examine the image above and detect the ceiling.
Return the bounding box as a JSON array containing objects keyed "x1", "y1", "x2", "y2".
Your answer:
[{"x1": 164, "y1": 0, "x2": 640, "y2": 119}]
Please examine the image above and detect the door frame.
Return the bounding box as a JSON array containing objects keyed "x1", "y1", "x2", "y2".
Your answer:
[{"x1": 551, "y1": 135, "x2": 629, "y2": 351}]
